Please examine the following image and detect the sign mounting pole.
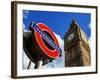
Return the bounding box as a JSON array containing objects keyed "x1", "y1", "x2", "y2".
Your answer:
[{"x1": 34, "y1": 60, "x2": 43, "y2": 69}]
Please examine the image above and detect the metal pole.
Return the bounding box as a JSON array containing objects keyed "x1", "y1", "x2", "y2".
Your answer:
[
  {"x1": 27, "y1": 60, "x2": 32, "y2": 69},
  {"x1": 34, "y1": 60, "x2": 43, "y2": 69}
]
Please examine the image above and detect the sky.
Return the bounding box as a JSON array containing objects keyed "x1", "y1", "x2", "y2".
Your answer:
[
  {"x1": 23, "y1": 10, "x2": 91, "y2": 39},
  {"x1": 23, "y1": 10, "x2": 91, "y2": 69}
]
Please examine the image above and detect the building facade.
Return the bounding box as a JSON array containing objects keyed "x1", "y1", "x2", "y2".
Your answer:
[{"x1": 64, "y1": 19, "x2": 91, "y2": 67}]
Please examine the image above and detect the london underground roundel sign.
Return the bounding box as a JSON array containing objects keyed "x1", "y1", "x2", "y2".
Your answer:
[{"x1": 30, "y1": 22, "x2": 62, "y2": 59}]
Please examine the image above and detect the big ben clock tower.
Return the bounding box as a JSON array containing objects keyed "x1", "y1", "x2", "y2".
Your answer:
[{"x1": 64, "y1": 19, "x2": 91, "y2": 67}]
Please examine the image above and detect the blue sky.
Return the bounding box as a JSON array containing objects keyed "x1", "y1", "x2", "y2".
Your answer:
[
  {"x1": 23, "y1": 10, "x2": 91, "y2": 39},
  {"x1": 23, "y1": 10, "x2": 91, "y2": 68}
]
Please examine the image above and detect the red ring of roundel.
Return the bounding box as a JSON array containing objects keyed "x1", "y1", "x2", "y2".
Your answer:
[{"x1": 33, "y1": 23, "x2": 60, "y2": 59}]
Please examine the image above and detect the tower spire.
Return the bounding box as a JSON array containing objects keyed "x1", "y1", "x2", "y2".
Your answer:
[
  {"x1": 69, "y1": 17, "x2": 79, "y2": 30},
  {"x1": 72, "y1": 17, "x2": 76, "y2": 24}
]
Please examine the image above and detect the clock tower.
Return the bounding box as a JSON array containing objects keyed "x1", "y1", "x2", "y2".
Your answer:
[{"x1": 64, "y1": 19, "x2": 91, "y2": 67}]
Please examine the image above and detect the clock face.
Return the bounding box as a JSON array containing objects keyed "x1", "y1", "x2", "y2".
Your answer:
[{"x1": 68, "y1": 33, "x2": 74, "y2": 41}]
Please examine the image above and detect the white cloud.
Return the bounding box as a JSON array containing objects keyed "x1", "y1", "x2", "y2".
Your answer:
[
  {"x1": 24, "y1": 10, "x2": 29, "y2": 14},
  {"x1": 54, "y1": 33, "x2": 64, "y2": 50},
  {"x1": 23, "y1": 10, "x2": 29, "y2": 19},
  {"x1": 87, "y1": 22, "x2": 91, "y2": 52},
  {"x1": 88, "y1": 37, "x2": 92, "y2": 51},
  {"x1": 23, "y1": 24, "x2": 29, "y2": 32},
  {"x1": 88, "y1": 22, "x2": 91, "y2": 29}
]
